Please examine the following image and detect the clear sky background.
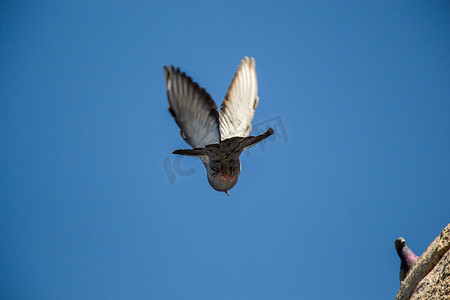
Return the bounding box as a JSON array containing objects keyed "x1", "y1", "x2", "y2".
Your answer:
[{"x1": 1, "y1": 1, "x2": 449, "y2": 299}]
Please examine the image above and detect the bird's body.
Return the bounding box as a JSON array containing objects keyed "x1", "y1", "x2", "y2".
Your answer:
[
  {"x1": 164, "y1": 57, "x2": 273, "y2": 194},
  {"x1": 395, "y1": 237, "x2": 419, "y2": 282}
]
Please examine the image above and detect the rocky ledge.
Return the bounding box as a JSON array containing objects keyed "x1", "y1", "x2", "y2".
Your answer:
[{"x1": 395, "y1": 224, "x2": 450, "y2": 300}]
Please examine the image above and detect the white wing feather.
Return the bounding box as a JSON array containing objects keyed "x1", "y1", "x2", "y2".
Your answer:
[
  {"x1": 219, "y1": 57, "x2": 259, "y2": 140},
  {"x1": 164, "y1": 66, "x2": 220, "y2": 148}
]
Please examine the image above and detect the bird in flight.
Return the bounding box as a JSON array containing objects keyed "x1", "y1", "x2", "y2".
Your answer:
[
  {"x1": 164, "y1": 57, "x2": 274, "y2": 195},
  {"x1": 394, "y1": 237, "x2": 419, "y2": 283}
]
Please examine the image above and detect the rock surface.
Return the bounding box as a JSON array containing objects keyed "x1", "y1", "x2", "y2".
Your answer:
[
  {"x1": 395, "y1": 224, "x2": 450, "y2": 300},
  {"x1": 410, "y1": 250, "x2": 450, "y2": 300}
]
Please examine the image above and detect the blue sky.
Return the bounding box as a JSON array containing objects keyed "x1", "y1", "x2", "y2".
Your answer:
[{"x1": 1, "y1": 1, "x2": 449, "y2": 299}]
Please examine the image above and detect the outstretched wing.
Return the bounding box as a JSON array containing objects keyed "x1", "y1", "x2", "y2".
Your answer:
[
  {"x1": 219, "y1": 57, "x2": 259, "y2": 140},
  {"x1": 164, "y1": 66, "x2": 220, "y2": 148}
]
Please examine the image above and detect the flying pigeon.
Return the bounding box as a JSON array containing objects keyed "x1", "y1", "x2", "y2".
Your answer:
[
  {"x1": 395, "y1": 237, "x2": 419, "y2": 283},
  {"x1": 164, "y1": 57, "x2": 274, "y2": 195}
]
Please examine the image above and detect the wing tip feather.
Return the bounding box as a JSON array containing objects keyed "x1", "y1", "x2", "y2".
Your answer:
[{"x1": 164, "y1": 64, "x2": 218, "y2": 110}]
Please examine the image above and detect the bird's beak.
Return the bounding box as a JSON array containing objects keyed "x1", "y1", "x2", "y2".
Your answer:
[{"x1": 225, "y1": 191, "x2": 230, "y2": 196}]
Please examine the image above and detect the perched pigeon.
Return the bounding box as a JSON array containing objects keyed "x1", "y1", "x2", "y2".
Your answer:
[
  {"x1": 164, "y1": 57, "x2": 274, "y2": 195},
  {"x1": 395, "y1": 237, "x2": 419, "y2": 282}
]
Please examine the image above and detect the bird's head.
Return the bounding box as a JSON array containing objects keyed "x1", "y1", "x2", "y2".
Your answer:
[
  {"x1": 395, "y1": 237, "x2": 406, "y2": 254},
  {"x1": 207, "y1": 164, "x2": 240, "y2": 194}
]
